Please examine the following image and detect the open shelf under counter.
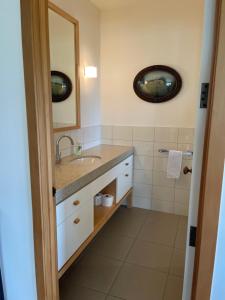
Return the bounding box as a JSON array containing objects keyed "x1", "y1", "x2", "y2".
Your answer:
[
  {"x1": 94, "y1": 205, "x2": 116, "y2": 229},
  {"x1": 94, "y1": 178, "x2": 118, "y2": 231}
]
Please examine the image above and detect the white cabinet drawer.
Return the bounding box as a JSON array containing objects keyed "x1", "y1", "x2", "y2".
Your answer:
[
  {"x1": 117, "y1": 166, "x2": 133, "y2": 202},
  {"x1": 56, "y1": 184, "x2": 93, "y2": 226},
  {"x1": 118, "y1": 155, "x2": 133, "y2": 174},
  {"x1": 57, "y1": 200, "x2": 93, "y2": 270}
]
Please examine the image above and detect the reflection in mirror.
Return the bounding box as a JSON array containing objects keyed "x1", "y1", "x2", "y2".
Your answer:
[
  {"x1": 48, "y1": 3, "x2": 80, "y2": 131},
  {"x1": 133, "y1": 65, "x2": 182, "y2": 103},
  {"x1": 51, "y1": 71, "x2": 72, "y2": 102}
]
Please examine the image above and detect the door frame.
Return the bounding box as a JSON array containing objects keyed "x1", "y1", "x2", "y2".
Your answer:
[
  {"x1": 20, "y1": 0, "x2": 59, "y2": 299},
  {"x1": 191, "y1": 0, "x2": 225, "y2": 298},
  {"x1": 20, "y1": 0, "x2": 224, "y2": 299}
]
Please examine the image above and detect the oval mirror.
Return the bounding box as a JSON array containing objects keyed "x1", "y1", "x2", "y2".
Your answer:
[
  {"x1": 133, "y1": 65, "x2": 182, "y2": 103},
  {"x1": 51, "y1": 71, "x2": 72, "y2": 103}
]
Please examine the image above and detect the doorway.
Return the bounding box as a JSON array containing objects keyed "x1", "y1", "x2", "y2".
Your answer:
[{"x1": 20, "y1": 0, "x2": 224, "y2": 299}]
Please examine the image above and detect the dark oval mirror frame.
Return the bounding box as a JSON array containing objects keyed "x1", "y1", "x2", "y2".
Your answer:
[
  {"x1": 51, "y1": 70, "x2": 73, "y2": 103},
  {"x1": 133, "y1": 65, "x2": 182, "y2": 103}
]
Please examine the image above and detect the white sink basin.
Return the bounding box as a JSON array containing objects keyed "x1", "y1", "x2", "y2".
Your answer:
[{"x1": 67, "y1": 155, "x2": 102, "y2": 165}]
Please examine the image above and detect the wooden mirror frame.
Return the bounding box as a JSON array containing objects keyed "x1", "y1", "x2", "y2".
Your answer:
[{"x1": 48, "y1": 2, "x2": 81, "y2": 132}]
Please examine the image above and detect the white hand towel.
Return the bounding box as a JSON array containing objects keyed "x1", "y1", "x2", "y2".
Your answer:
[{"x1": 167, "y1": 150, "x2": 183, "y2": 179}]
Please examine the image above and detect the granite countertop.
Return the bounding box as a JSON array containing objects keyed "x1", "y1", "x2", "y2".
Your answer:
[{"x1": 54, "y1": 144, "x2": 134, "y2": 205}]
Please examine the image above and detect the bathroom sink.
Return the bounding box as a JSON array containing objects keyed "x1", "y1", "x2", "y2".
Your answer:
[{"x1": 65, "y1": 155, "x2": 102, "y2": 165}]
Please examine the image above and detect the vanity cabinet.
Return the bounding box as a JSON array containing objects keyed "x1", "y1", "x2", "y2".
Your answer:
[
  {"x1": 56, "y1": 154, "x2": 133, "y2": 272},
  {"x1": 56, "y1": 185, "x2": 94, "y2": 270}
]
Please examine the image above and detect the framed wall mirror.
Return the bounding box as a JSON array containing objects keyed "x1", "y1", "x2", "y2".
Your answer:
[
  {"x1": 48, "y1": 2, "x2": 80, "y2": 132},
  {"x1": 133, "y1": 65, "x2": 182, "y2": 103}
]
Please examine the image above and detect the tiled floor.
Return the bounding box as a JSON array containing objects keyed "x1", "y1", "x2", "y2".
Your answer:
[{"x1": 60, "y1": 207, "x2": 188, "y2": 300}]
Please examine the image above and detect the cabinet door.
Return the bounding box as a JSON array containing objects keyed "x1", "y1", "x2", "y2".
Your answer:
[
  {"x1": 118, "y1": 155, "x2": 133, "y2": 174},
  {"x1": 56, "y1": 184, "x2": 92, "y2": 226},
  {"x1": 117, "y1": 167, "x2": 133, "y2": 202},
  {"x1": 57, "y1": 212, "x2": 77, "y2": 270},
  {"x1": 57, "y1": 200, "x2": 93, "y2": 270},
  {"x1": 76, "y1": 201, "x2": 93, "y2": 249}
]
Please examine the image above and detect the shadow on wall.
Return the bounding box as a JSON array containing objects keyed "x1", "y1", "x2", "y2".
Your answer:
[{"x1": 0, "y1": 269, "x2": 4, "y2": 300}]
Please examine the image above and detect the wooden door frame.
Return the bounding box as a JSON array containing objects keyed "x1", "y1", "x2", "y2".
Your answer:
[
  {"x1": 20, "y1": 0, "x2": 59, "y2": 299},
  {"x1": 20, "y1": 0, "x2": 224, "y2": 299},
  {"x1": 192, "y1": 0, "x2": 225, "y2": 298}
]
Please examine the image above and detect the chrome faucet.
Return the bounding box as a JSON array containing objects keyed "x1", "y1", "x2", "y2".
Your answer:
[{"x1": 56, "y1": 135, "x2": 75, "y2": 163}]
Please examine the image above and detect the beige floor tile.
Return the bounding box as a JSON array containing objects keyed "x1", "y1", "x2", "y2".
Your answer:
[
  {"x1": 59, "y1": 283, "x2": 106, "y2": 300},
  {"x1": 88, "y1": 233, "x2": 134, "y2": 260},
  {"x1": 170, "y1": 249, "x2": 185, "y2": 277},
  {"x1": 68, "y1": 254, "x2": 122, "y2": 293},
  {"x1": 138, "y1": 212, "x2": 179, "y2": 246},
  {"x1": 100, "y1": 207, "x2": 147, "y2": 238},
  {"x1": 146, "y1": 211, "x2": 180, "y2": 225},
  {"x1": 164, "y1": 276, "x2": 183, "y2": 300},
  {"x1": 106, "y1": 297, "x2": 123, "y2": 300},
  {"x1": 175, "y1": 225, "x2": 187, "y2": 250},
  {"x1": 126, "y1": 239, "x2": 173, "y2": 273},
  {"x1": 117, "y1": 206, "x2": 150, "y2": 217},
  {"x1": 179, "y1": 216, "x2": 188, "y2": 228},
  {"x1": 110, "y1": 263, "x2": 167, "y2": 300},
  {"x1": 59, "y1": 209, "x2": 187, "y2": 299}
]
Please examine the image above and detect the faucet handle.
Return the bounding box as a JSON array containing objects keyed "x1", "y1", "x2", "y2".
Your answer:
[{"x1": 73, "y1": 143, "x2": 82, "y2": 156}]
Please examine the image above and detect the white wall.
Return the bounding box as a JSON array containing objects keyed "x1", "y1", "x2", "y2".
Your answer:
[
  {"x1": 0, "y1": 1, "x2": 37, "y2": 299},
  {"x1": 211, "y1": 163, "x2": 225, "y2": 300},
  {"x1": 100, "y1": 0, "x2": 204, "y2": 128},
  {"x1": 52, "y1": 0, "x2": 101, "y2": 127}
]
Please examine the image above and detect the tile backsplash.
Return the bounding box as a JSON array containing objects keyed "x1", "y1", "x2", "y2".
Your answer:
[
  {"x1": 54, "y1": 125, "x2": 194, "y2": 216},
  {"x1": 101, "y1": 126, "x2": 194, "y2": 216}
]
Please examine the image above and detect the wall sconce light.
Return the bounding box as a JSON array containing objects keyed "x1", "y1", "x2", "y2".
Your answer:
[{"x1": 84, "y1": 66, "x2": 97, "y2": 78}]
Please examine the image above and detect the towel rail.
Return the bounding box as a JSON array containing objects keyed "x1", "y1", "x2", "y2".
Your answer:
[{"x1": 158, "y1": 149, "x2": 193, "y2": 157}]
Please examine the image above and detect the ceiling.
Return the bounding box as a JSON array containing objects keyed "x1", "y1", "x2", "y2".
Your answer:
[{"x1": 90, "y1": 0, "x2": 140, "y2": 11}]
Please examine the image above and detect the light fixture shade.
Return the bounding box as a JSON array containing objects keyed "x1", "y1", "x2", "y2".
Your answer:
[{"x1": 84, "y1": 66, "x2": 97, "y2": 78}]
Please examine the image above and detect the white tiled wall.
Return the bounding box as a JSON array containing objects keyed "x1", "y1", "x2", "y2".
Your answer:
[
  {"x1": 54, "y1": 125, "x2": 194, "y2": 216},
  {"x1": 101, "y1": 126, "x2": 194, "y2": 216}
]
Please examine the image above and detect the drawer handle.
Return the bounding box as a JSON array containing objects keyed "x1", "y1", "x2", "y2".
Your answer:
[
  {"x1": 125, "y1": 163, "x2": 129, "y2": 166},
  {"x1": 74, "y1": 218, "x2": 80, "y2": 224},
  {"x1": 125, "y1": 174, "x2": 129, "y2": 177},
  {"x1": 73, "y1": 200, "x2": 80, "y2": 206}
]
